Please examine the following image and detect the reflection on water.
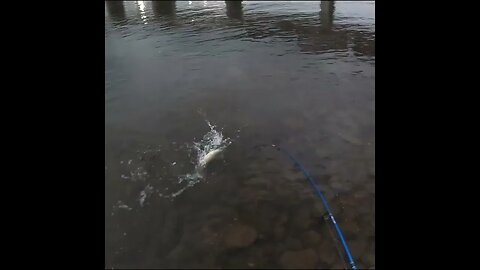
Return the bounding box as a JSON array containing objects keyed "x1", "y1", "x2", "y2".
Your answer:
[
  {"x1": 106, "y1": 1, "x2": 374, "y2": 269},
  {"x1": 105, "y1": 1, "x2": 125, "y2": 23},
  {"x1": 320, "y1": 1, "x2": 334, "y2": 30},
  {"x1": 152, "y1": 1, "x2": 176, "y2": 17},
  {"x1": 226, "y1": 1, "x2": 243, "y2": 21}
]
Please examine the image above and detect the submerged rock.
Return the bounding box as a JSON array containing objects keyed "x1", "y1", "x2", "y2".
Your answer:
[
  {"x1": 285, "y1": 237, "x2": 303, "y2": 251},
  {"x1": 224, "y1": 224, "x2": 257, "y2": 248},
  {"x1": 341, "y1": 219, "x2": 361, "y2": 240},
  {"x1": 316, "y1": 239, "x2": 342, "y2": 266},
  {"x1": 273, "y1": 225, "x2": 286, "y2": 240},
  {"x1": 348, "y1": 239, "x2": 368, "y2": 259},
  {"x1": 301, "y1": 230, "x2": 321, "y2": 246},
  {"x1": 279, "y1": 248, "x2": 318, "y2": 269},
  {"x1": 290, "y1": 207, "x2": 312, "y2": 231},
  {"x1": 276, "y1": 212, "x2": 289, "y2": 225}
]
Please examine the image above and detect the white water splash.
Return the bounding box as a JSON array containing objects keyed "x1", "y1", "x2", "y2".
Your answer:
[
  {"x1": 193, "y1": 120, "x2": 231, "y2": 171},
  {"x1": 115, "y1": 200, "x2": 132, "y2": 211},
  {"x1": 139, "y1": 184, "x2": 154, "y2": 207},
  {"x1": 160, "y1": 120, "x2": 231, "y2": 198}
]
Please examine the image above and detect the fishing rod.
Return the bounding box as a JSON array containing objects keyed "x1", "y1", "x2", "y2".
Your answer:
[{"x1": 272, "y1": 144, "x2": 357, "y2": 270}]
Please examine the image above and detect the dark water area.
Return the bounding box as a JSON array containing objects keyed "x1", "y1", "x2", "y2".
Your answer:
[{"x1": 105, "y1": 1, "x2": 374, "y2": 269}]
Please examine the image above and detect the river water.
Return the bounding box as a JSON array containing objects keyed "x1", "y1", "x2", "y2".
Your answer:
[{"x1": 105, "y1": 1, "x2": 374, "y2": 268}]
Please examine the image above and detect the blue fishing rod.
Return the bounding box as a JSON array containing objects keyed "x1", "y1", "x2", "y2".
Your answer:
[{"x1": 272, "y1": 144, "x2": 357, "y2": 270}]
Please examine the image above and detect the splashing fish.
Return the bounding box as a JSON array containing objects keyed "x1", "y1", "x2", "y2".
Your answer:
[
  {"x1": 160, "y1": 120, "x2": 231, "y2": 198},
  {"x1": 199, "y1": 148, "x2": 222, "y2": 168},
  {"x1": 193, "y1": 120, "x2": 231, "y2": 172}
]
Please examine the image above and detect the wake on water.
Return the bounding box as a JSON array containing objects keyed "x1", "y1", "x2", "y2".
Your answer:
[{"x1": 113, "y1": 119, "x2": 233, "y2": 212}]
